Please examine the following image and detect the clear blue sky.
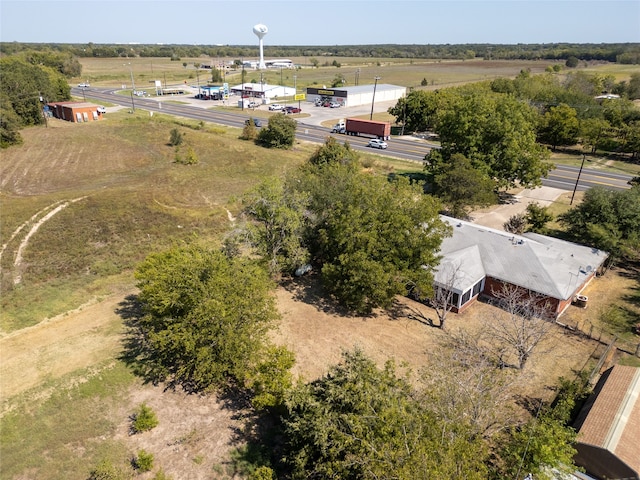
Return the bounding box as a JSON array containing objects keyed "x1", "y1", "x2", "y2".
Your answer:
[{"x1": 2, "y1": 0, "x2": 639, "y2": 45}]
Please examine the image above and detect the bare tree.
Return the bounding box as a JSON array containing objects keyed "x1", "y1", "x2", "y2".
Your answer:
[
  {"x1": 484, "y1": 284, "x2": 554, "y2": 370},
  {"x1": 428, "y1": 262, "x2": 462, "y2": 330},
  {"x1": 405, "y1": 262, "x2": 460, "y2": 330},
  {"x1": 421, "y1": 334, "x2": 518, "y2": 439}
]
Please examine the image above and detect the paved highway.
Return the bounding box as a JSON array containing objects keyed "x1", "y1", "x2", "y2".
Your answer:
[{"x1": 74, "y1": 87, "x2": 633, "y2": 192}]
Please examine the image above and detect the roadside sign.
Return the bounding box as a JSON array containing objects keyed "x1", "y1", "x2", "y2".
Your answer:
[{"x1": 294, "y1": 93, "x2": 306, "y2": 101}]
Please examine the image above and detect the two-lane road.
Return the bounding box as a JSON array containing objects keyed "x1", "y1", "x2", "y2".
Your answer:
[{"x1": 73, "y1": 87, "x2": 634, "y2": 192}]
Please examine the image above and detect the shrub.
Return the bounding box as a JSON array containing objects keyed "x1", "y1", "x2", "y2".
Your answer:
[
  {"x1": 169, "y1": 128, "x2": 183, "y2": 146},
  {"x1": 249, "y1": 466, "x2": 275, "y2": 480},
  {"x1": 131, "y1": 402, "x2": 159, "y2": 434},
  {"x1": 503, "y1": 213, "x2": 527, "y2": 234},
  {"x1": 152, "y1": 470, "x2": 173, "y2": 480},
  {"x1": 240, "y1": 119, "x2": 259, "y2": 140},
  {"x1": 175, "y1": 145, "x2": 199, "y2": 165},
  {"x1": 133, "y1": 449, "x2": 154, "y2": 472},
  {"x1": 88, "y1": 459, "x2": 131, "y2": 480}
]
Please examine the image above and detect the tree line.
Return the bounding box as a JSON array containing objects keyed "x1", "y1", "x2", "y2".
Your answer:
[
  {"x1": 2, "y1": 41, "x2": 639, "y2": 63},
  {"x1": 386, "y1": 68, "x2": 640, "y2": 218},
  {"x1": 0, "y1": 51, "x2": 76, "y2": 147}
]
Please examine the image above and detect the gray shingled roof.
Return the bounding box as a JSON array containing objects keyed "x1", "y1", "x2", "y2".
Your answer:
[{"x1": 437, "y1": 216, "x2": 608, "y2": 300}]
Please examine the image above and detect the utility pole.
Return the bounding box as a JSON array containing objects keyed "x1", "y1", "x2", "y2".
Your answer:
[
  {"x1": 570, "y1": 154, "x2": 587, "y2": 205},
  {"x1": 370, "y1": 76, "x2": 380, "y2": 121},
  {"x1": 124, "y1": 63, "x2": 135, "y2": 112}
]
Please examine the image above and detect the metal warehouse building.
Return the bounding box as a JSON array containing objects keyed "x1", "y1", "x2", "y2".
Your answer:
[{"x1": 305, "y1": 84, "x2": 406, "y2": 108}]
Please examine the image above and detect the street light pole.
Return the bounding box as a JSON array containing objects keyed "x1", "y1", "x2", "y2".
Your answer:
[
  {"x1": 570, "y1": 154, "x2": 587, "y2": 205},
  {"x1": 370, "y1": 76, "x2": 380, "y2": 121}
]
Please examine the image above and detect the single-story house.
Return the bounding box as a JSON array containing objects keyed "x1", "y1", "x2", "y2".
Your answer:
[
  {"x1": 433, "y1": 216, "x2": 608, "y2": 317},
  {"x1": 573, "y1": 365, "x2": 640, "y2": 480},
  {"x1": 47, "y1": 102, "x2": 103, "y2": 122}
]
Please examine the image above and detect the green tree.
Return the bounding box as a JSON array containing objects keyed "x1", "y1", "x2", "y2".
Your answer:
[
  {"x1": 247, "y1": 345, "x2": 295, "y2": 411},
  {"x1": 330, "y1": 74, "x2": 345, "y2": 87},
  {"x1": 257, "y1": 113, "x2": 296, "y2": 149},
  {"x1": 0, "y1": 92, "x2": 24, "y2": 148},
  {"x1": 21, "y1": 49, "x2": 82, "y2": 77},
  {"x1": 308, "y1": 136, "x2": 359, "y2": 167},
  {"x1": 388, "y1": 89, "x2": 444, "y2": 133},
  {"x1": 559, "y1": 186, "x2": 640, "y2": 264},
  {"x1": 426, "y1": 87, "x2": 552, "y2": 189},
  {"x1": 565, "y1": 56, "x2": 580, "y2": 68},
  {"x1": 538, "y1": 103, "x2": 580, "y2": 150},
  {"x1": 0, "y1": 56, "x2": 70, "y2": 131},
  {"x1": 305, "y1": 168, "x2": 448, "y2": 314},
  {"x1": 281, "y1": 349, "x2": 488, "y2": 479},
  {"x1": 133, "y1": 245, "x2": 281, "y2": 391},
  {"x1": 432, "y1": 153, "x2": 497, "y2": 219},
  {"x1": 620, "y1": 120, "x2": 640, "y2": 160},
  {"x1": 627, "y1": 72, "x2": 640, "y2": 100},
  {"x1": 580, "y1": 117, "x2": 611, "y2": 154},
  {"x1": 131, "y1": 403, "x2": 159, "y2": 433},
  {"x1": 525, "y1": 202, "x2": 553, "y2": 233},
  {"x1": 242, "y1": 176, "x2": 310, "y2": 276},
  {"x1": 211, "y1": 67, "x2": 223, "y2": 83}
]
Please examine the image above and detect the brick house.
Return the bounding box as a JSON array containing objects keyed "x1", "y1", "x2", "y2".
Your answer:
[
  {"x1": 433, "y1": 216, "x2": 608, "y2": 317},
  {"x1": 47, "y1": 102, "x2": 103, "y2": 122},
  {"x1": 573, "y1": 365, "x2": 640, "y2": 480}
]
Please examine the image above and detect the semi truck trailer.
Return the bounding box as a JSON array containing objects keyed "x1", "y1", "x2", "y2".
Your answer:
[{"x1": 332, "y1": 118, "x2": 391, "y2": 140}]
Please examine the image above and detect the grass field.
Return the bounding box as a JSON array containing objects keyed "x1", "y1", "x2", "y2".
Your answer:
[
  {"x1": 74, "y1": 56, "x2": 639, "y2": 94},
  {"x1": 2, "y1": 57, "x2": 639, "y2": 479}
]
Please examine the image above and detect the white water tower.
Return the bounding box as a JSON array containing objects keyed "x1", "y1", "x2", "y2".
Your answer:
[{"x1": 253, "y1": 23, "x2": 268, "y2": 70}]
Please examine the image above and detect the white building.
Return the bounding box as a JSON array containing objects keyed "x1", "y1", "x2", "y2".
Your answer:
[
  {"x1": 230, "y1": 82, "x2": 296, "y2": 103},
  {"x1": 305, "y1": 84, "x2": 406, "y2": 108}
]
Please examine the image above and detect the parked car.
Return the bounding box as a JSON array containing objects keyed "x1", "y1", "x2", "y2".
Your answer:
[
  {"x1": 97, "y1": 106, "x2": 107, "y2": 114},
  {"x1": 329, "y1": 102, "x2": 341, "y2": 108},
  {"x1": 78, "y1": 83, "x2": 90, "y2": 88},
  {"x1": 247, "y1": 101, "x2": 259, "y2": 108},
  {"x1": 367, "y1": 139, "x2": 388, "y2": 149},
  {"x1": 268, "y1": 104, "x2": 284, "y2": 111},
  {"x1": 245, "y1": 118, "x2": 262, "y2": 127},
  {"x1": 285, "y1": 106, "x2": 301, "y2": 114}
]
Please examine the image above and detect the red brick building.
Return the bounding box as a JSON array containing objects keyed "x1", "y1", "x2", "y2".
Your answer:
[
  {"x1": 47, "y1": 102, "x2": 103, "y2": 122},
  {"x1": 434, "y1": 216, "x2": 608, "y2": 318}
]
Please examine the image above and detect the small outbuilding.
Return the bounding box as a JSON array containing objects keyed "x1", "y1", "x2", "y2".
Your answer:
[
  {"x1": 48, "y1": 102, "x2": 103, "y2": 122},
  {"x1": 573, "y1": 365, "x2": 640, "y2": 480}
]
